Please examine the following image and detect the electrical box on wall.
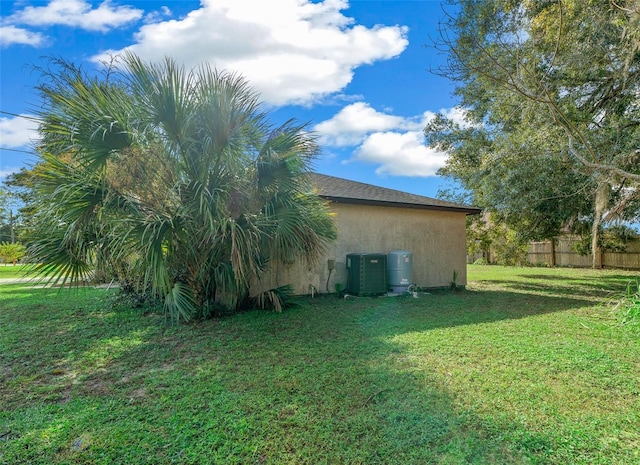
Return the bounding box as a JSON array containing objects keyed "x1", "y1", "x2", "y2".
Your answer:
[{"x1": 346, "y1": 253, "x2": 387, "y2": 296}]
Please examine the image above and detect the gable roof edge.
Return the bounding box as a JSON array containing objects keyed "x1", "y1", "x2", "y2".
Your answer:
[
  {"x1": 320, "y1": 195, "x2": 482, "y2": 215},
  {"x1": 310, "y1": 173, "x2": 482, "y2": 215}
]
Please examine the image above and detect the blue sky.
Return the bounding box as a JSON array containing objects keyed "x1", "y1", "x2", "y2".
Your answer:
[{"x1": 0, "y1": 0, "x2": 464, "y2": 199}]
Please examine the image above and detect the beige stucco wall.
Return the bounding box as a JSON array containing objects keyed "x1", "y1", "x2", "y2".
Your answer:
[{"x1": 255, "y1": 202, "x2": 469, "y2": 295}]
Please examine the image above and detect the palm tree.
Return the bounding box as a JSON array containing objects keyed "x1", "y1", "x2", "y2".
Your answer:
[{"x1": 28, "y1": 53, "x2": 336, "y2": 321}]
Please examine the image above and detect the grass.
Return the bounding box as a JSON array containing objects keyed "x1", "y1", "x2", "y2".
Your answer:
[
  {"x1": 0, "y1": 264, "x2": 37, "y2": 279},
  {"x1": 1, "y1": 265, "x2": 639, "y2": 464}
]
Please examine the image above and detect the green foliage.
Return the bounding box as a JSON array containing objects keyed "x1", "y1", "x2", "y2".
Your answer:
[
  {"x1": 466, "y1": 215, "x2": 529, "y2": 266},
  {"x1": 0, "y1": 187, "x2": 24, "y2": 244},
  {"x1": 490, "y1": 226, "x2": 529, "y2": 266},
  {"x1": 28, "y1": 54, "x2": 336, "y2": 321},
  {"x1": 248, "y1": 284, "x2": 297, "y2": 313},
  {"x1": 0, "y1": 241, "x2": 26, "y2": 265},
  {"x1": 429, "y1": 115, "x2": 594, "y2": 241},
  {"x1": 613, "y1": 278, "x2": 640, "y2": 328},
  {"x1": 572, "y1": 224, "x2": 640, "y2": 256},
  {"x1": 428, "y1": 0, "x2": 640, "y2": 250}
]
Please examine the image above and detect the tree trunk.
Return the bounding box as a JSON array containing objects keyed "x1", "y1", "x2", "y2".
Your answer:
[
  {"x1": 591, "y1": 180, "x2": 609, "y2": 269},
  {"x1": 9, "y1": 210, "x2": 14, "y2": 244}
]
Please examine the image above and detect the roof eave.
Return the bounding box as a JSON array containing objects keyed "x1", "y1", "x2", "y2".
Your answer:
[{"x1": 320, "y1": 195, "x2": 482, "y2": 215}]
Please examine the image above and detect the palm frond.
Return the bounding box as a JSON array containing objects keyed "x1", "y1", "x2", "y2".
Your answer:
[
  {"x1": 250, "y1": 285, "x2": 296, "y2": 312},
  {"x1": 30, "y1": 53, "x2": 336, "y2": 321},
  {"x1": 163, "y1": 281, "x2": 197, "y2": 323}
]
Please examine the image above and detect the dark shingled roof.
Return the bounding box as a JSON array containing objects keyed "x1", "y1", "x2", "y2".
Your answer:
[{"x1": 310, "y1": 173, "x2": 481, "y2": 215}]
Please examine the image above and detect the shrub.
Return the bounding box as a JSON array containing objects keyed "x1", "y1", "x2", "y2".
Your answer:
[
  {"x1": 0, "y1": 242, "x2": 26, "y2": 265},
  {"x1": 617, "y1": 279, "x2": 640, "y2": 328}
]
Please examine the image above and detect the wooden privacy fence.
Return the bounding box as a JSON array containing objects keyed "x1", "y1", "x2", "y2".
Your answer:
[{"x1": 528, "y1": 236, "x2": 640, "y2": 270}]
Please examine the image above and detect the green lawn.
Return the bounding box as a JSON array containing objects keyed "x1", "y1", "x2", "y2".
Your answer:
[
  {"x1": 1, "y1": 265, "x2": 639, "y2": 464},
  {"x1": 0, "y1": 264, "x2": 36, "y2": 279}
]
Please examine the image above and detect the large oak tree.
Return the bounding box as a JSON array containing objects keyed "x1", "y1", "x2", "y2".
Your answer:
[{"x1": 426, "y1": 0, "x2": 640, "y2": 266}]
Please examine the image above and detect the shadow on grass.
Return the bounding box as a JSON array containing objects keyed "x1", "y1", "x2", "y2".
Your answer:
[
  {"x1": 338, "y1": 288, "x2": 598, "y2": 338},
  {"x1": 471, "y1": 273, "x2": 635, "y2": 300},
  {"x1": 0, "y1": 282, "x2": 625, "y2": 464},
  {"x1": 520, "y1": 273, "x2": 638, "y2": 293}
]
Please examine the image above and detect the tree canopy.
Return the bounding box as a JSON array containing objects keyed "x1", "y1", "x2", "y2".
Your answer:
[
  {"x1": 28, "y1": 53, "x2": 336, "y2": 320},
  {"x1": 0, "y1": 183, "x2": 25, "y2": 244},
  {"x1": 426, "y1": 0, "x2": 640, "y2": 264},
  {"x1": 0, "y1": 241, "x2": 26, "y2": 265}
]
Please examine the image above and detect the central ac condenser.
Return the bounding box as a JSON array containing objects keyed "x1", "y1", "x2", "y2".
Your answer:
[{"x1": 346, "y1": 253, "x2": 388, "y2": 296}]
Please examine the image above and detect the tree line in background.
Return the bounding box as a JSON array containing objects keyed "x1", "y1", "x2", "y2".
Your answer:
[
  {"x1": 0, "y1": 161, "x2": 30, "y2": 264},
  {"x1": 426, "y1": 0, "x2": 640, "y2": 267},
  {"x1": 2, "y1": 53, "x2": 335, "y2": 320}
]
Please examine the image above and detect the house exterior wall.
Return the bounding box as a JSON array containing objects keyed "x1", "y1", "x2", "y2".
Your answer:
[{"x1": 255, "y1": 202, "x2": 469, "y2": 296}]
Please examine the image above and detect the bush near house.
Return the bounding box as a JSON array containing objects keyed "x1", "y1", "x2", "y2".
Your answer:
[{"x1": 28, "y1": 53, "x2": 335, "y2": 321}]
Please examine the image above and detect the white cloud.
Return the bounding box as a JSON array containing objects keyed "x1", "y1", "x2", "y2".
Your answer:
[
  {"x1": 0, "y1": 25, "x2": 46, "y2": 47},
  {"x1": 0, "y1": 115, "x2": 40, "y2": 148},
  {"x1": 314, "y1": 102, "x2": 408, "y2": 146},
  {"x1": 354, "y1": 131, "x2": 448, "y2": 177},
  {"x1": 315, "y1": 103, "x2": 472, "y2": 177},
  {"x1": 95, "y1": 0, "x2": 408, "y2": 106},
  {"x1": 9, "y1": 0, "x2": 143, "y2": 32},
  {"x1": 144, "y1": 6, "x2": 173, "y2": 24}
]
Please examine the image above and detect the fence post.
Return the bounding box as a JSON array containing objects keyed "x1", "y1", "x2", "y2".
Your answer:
[{"x1": 550, "y1": 238, "x2": 555, "y2": 267}]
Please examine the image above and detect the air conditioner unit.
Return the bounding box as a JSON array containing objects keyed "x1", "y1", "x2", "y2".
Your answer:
[{"x1": 346, "y1": 253, "x2": 387, "y2": 296}]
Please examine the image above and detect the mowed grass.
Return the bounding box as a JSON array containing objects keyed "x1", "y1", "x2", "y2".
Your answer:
[
  {"x1": 0, "y1": 264, "x2": 37, "y2": 279},
  {"x1": 1, "y1": 265, "x2": 639, "y2": 464}
]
